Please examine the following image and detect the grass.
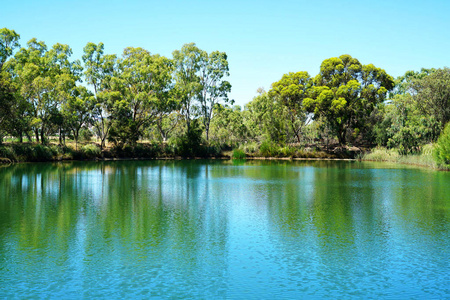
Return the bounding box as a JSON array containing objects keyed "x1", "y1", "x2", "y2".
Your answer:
[{"x1": 361, "y1": 144, "x2": 441, "y2": 169}]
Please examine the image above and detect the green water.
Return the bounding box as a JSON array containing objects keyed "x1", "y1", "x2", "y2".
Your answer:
[{"x1": 0, "y1": 160, "x2": 449, "y2": 299}]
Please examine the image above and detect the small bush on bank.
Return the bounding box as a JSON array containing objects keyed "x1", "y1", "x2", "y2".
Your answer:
[
  {"x1": 0, "y1": 145, "x2": 17, "y2": 161},
  {"x1": 259, "y1": 140, "x2": 280, "y2": 157},
  {"x1": 362, "y1": 147, "x2": 400, "y2": 162},
  {"x1": 81, "y1": 144, "x2": 101, "y2": 159},
  {"x1": 108, "y1": 143, "x2": 161, "y2": 158},
  {"x1": 80, "y1": 128, "x2": 93, "y2": 142},
  {"x1": 362, "y1": 144, "x2": 438, "y2": 169},
  {"x1": 232, "y1": 149, "x2": 246, "y2": 159},
  {"x1": 241, "y1": 142, "x2": 259, "y2": 155},
  {"x1": 0, "y1": 143, "x2": 59, "y2": 162},
  {"x1": 434, "y1": 123, "x2": 450, "y2": 168}
]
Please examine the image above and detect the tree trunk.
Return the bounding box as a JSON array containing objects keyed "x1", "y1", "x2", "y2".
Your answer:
[
  {"x1": 338, "y1": 130, "x2": 346, "y2": 145},
  {"x1": 40, "y1": 127, "x2": 45, "y2": 144}
]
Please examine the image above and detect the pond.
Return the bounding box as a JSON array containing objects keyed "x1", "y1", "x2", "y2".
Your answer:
[{"x1": 0, "y1": 160, "x2": 449, "y2": 299}]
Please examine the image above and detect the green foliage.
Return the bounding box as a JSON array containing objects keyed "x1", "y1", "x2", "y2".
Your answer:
[
  {"x1": 259, "y1": 140, "x2": 282, "y2": 157},
  {"x1": 240, "y1": 142, "x2": 259, "y2": 155},
  {"x1": 80, "y1": 144, "x2": 101, "y2": 159},
  {"x1": 1, "y1": 27, "x2": 449, "y2": 165},
  {"x1": 232, "y1": 149, "x2": 246, "y2": 159},
  {"x1": 375, "y1": 86, "x2": 441, "y2": 154},
  {"x1": 362, "y1": 145, "x2": 437, "y2": 169},
  {"x1": 412, "y1": 67, "x2": 450, "y2": 134},
  {"x1": 269, "y1": 71, "x2": 312, "y2": 143},
  {"x1": 173, "y1": 119, "x2": 206, "y2": 157},
  {"x1": 209, "y1": 104, "x2": 248, "y2": 148},
  {"x1": 0, "y1": 143, "x2": 58, "y2": 162},
  {"x1": 434, "y1": 123, "x2": 450, "y2": 167},
  {"x1": 0, "y1": 28, "x2": 20, "y2": 69},
  {"x1": 244, "y1": 91, "x2": 287, "y2": 143},
  {"x1": 80, "y1": 128, "x2": 93, "y2": 142},
  {"x1": 304, "y1": 54, "x2": 394, "y2": 144}
]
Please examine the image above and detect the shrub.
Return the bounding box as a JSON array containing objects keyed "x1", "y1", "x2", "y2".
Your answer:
[
  {"x1": 232, "y1": 149, "x2": 246, "y2": 159},
  {"x1": 80, "y1": 128, "x2": 93, "y2": 142},
  {"x1": 0, "y1": 145, "x2": 17, "y2": 161},
  {"x1": 174, "y1": 119, "x2": 206, "y2": 157},
  {"x1": 241, "y1": 141, "x2": 259, "y2": 154},
  {"x1": 259, "y1": 140, "x2": 280, "y2": 157},
  {"x1": 279, "y1": 146, "x2": 296, "y2": 157},
  {"x1": 434, "y1": 123, "x2": 450, "y2": 167},
  {"x1": 81, "y1": 144, "x2": 101, "y2": 159}
]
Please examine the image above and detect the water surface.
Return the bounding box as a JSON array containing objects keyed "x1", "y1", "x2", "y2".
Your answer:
[{"x1": 0, "y1": 160, "x2": 449, "y2": 298}]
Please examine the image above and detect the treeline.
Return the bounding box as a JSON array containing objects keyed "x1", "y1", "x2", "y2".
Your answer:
[{"x1": 1, "y1": 28, "x2": 450, "y2": 163}]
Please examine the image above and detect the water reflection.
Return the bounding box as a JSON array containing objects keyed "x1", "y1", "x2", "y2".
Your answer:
[{"x1": 0, "y1": 160, "x2": 449, "y2": 298}]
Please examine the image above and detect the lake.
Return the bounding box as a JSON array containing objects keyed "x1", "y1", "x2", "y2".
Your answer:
[{"x1": 0, "y1": 160, "x2": 449, "y2": 299}]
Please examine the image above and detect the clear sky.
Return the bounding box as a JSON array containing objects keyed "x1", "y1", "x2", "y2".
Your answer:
[{"x1": 1, "y1": 0, "x2": 449, "y2": 106}]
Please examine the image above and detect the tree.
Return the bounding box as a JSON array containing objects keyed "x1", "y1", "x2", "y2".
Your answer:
[
  {"x1": 10, "y1": 40, "x2": 81, "y2": 144},
  {"x1": 198, "y1": 50, "x2": 232, "y2": 141},
  {"x1": 0, "y1": 28, "x2": 20, "y2": 71},
  {"x1": 0, "y1": 75, "x2": 15, "y2": 143},
  {"x1": 269, "y1": 71, "x2": 312, "y2": 143},
  {"x1": 411, "y1": 67, "x2": 450, "y2": 135},
  {"x1": 82, "y1": 42, "x2": 117, "y2": 149},
  {"x1": 62, "y1": 86, "x2": 94, "y2": 149},
  {"x1": 244, "y1": 91, "x2": 287, "y2": 143},
  {"x1": 107, "y1": 47, "x2": 173, "y2": 145},
  {"x1": 434, "y1": 122, "x2": 450, "y2": 167},
  {"x1": 172, "y1": 43, "x2": 203, "y2": 133},
  {"x1": 209, "y1": 104, "x2": 248, "y2": 148},
  {"x1": 393, "y1": 68, "x2": 436, "y2": 95},
  {"x1": 304, "y1": 54, "x2": 394, "y2": 145},
  {"x1": 0, "y1": 28, "x2": 21, "y2": 142}
]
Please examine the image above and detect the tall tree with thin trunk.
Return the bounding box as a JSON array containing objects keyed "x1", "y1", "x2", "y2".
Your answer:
[
  {"x1": 198, "y1": 50, "x2": 231, "y2": 142},
  {"x1": 82, "y1": 42, "x2": 116, "y2": 149}
]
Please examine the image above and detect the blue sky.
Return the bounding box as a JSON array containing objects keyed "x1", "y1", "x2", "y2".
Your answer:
[{"x1": 2, "y1": 0, "x2": 449, "y2": 106}]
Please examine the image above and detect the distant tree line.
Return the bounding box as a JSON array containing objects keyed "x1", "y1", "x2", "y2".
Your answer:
[{"x1": 1, "y1": 27, "x2": 449, "y2": 158}]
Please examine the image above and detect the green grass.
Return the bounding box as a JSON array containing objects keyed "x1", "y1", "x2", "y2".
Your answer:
[{"x1": 361, "y1": 144, "x2": 441, "y2": 169}]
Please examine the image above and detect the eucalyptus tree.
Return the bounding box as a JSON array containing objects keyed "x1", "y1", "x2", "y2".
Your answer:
[
  {"x1": 82, "y1": 42, "x2": 117, "y2": 149},
  {"x1": 198, "y1": 50, "x2": 231, "y2": 141},
  {"x1": 62, "y1": 86, "x2": 94, "y2": 149},
  {"x1": 154, "y1": 89, "x2": 180, "y2": 143},
  {"x1": 108, "y1": 47, "x2": 173, "y2": 145},
  {"x1": 11, "y1": 39, "x2": 80, "y2": 143},
  {"x1": 411, "y1": 67, "x2": 450, "y2": 135},
  {"x1": 244, "y1": 91, "x2": 287, "y2": 143},
  {"x1": 304, "y1": 54, "x2": 394, "y2": 144},
  {"x1": 269, "y1": 71, "x2": 312, "y2": 143},
  {"x1": 0, "y1": 28, "x2": 20, "y2": 71},
  {"x1": 172, "y1": 43, "x2": 203, "y2": 133},
  {"x1": 0, "y1": 28, "x2": 21, "y2": 141},
  {"x1": 209, "y1": 104, "x2": 248, "y2": 147},
  {"x1": 172, "y1": 43, "x2": 232, "y2": 143}
]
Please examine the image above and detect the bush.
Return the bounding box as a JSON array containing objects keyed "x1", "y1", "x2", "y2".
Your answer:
[
  {"x1": 80, "y1": 128, "x2": 93, "y2": 142},
  {"x1": 0, "y1": 144, "x2": 58, "y2": 162},
  {"x1": 434, "y1": 123, "x2": 450, "y2": 167},
  {"x1": 0, "y1": 145, "x2": 17, "y2": 161},
  {"x1": 174, "y1": 120, "x2": 206, "y2": 157},
  {"x1": 279, "y1": 146, "x2": 296, "y2": 157},
  {"x1": 259, "y1": 140, "x2": 281, "y2": 157},
  {"x1": 81, "y1": 144, "x2": 101, "y2": 159},
  {"x1": 232, "y1": 149, "x2": 246, "y2": 159},
  {"x1": 241, "y1": 142, "x2": 259, "y2": 154}
]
